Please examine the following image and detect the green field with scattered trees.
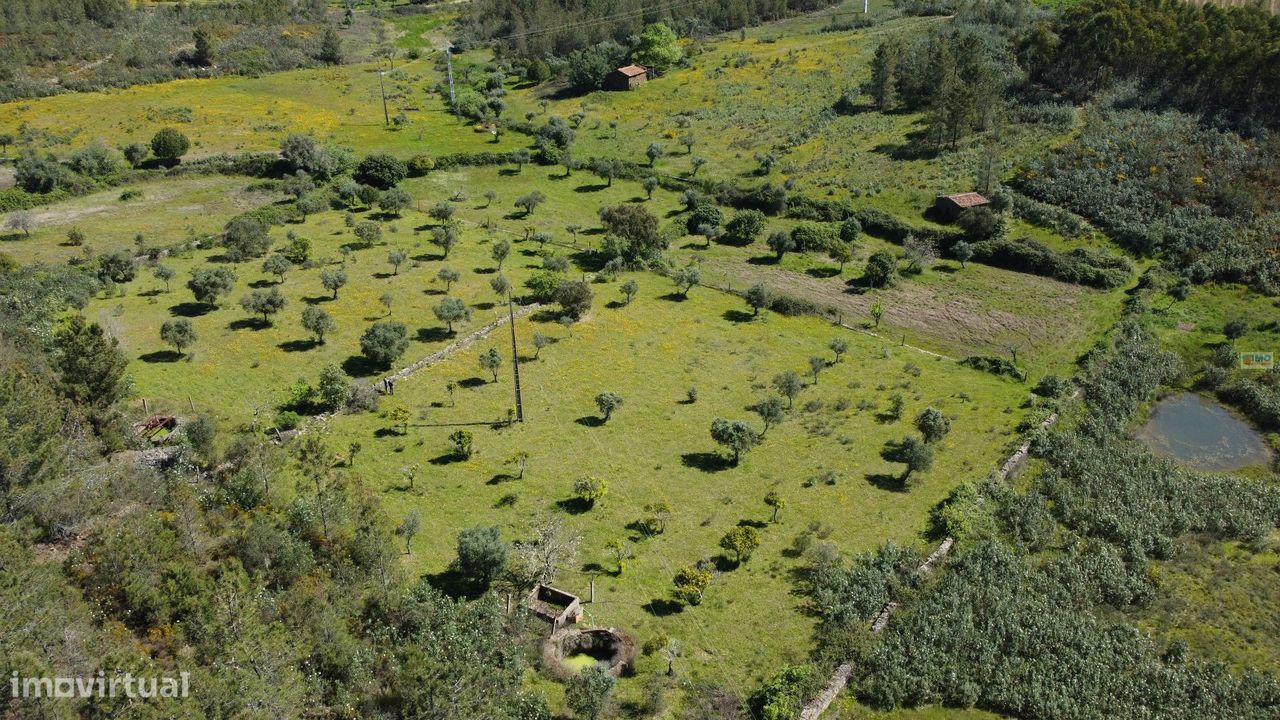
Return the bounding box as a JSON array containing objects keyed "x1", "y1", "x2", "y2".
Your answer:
[{"x1": 1, "y1": 0, "x2": 1277, "y2": 718}]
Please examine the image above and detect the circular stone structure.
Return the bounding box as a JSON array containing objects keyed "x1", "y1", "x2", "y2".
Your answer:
[{"x1": 542, "y1": 627, "x2": 636, "y2": 679}]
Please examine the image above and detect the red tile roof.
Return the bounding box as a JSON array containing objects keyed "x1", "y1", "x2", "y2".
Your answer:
[
  {"x1": 941, "y1": 192, "x2": 989, "y2": 208},
  {"x1": 614, "y1": 64, "x2": 648, "y2": 77}
]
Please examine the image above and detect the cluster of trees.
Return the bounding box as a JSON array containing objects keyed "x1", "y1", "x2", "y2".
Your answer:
[
  {"x1": 867, "y1": 22, "x2": 1015, "y2": 149},
  {"x1": 2, "y1": 0, "x2": 348, "y2": 101},
  {"x1": 10, "y1": 127, "x2": 192, "y2": 199},
  {"x1": 463, "y1": 0, "x2": 837, "y2": 61},
  {"x1": 1044, "y1": 0, "x2": 1280, "y2": 129}
]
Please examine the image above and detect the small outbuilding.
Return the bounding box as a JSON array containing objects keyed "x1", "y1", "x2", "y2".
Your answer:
[
  {"x1": 527, "y1": 584, "x2": 584, "y2": 630},
  {"x1": 604, "y1": 64, "x2": 650, "y2": 91},
  {"x1": 934, "y1": 191, "x2": 990, "y2": 220}
]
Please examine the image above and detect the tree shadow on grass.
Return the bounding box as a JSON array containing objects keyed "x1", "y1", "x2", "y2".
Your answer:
[
  {"x1": 341, "y1": 355, "x2": 382, "y2": 378},
  {"x1": 228, "y1": 318, "x2": 269, "y2": 331},
  {"x1": 457, "y1": 377, "x2": 487, "y2": 389},
  {"x1": 806, "y1": 267, "x2": 841, "y2": 279},
  {"x1": 747, "y1": 255, "x2": 780, "y2": 265},
  {"x1": 137, "y1": 288, "x2": 164, "y2": 298},
  {"x1": 374, "y1": 427, "x2": 407, "y2": 439},
  {"x1": 659, "y1": 292, "x2": 689, "y2": 302},
  {"x1": 301, "y1": 295, "x2": 334, "y2": 305},
  {"x1": 473, "y1": 266, "x2": 497, "y2": 275},
  {"x1": 722, "y1": 309, "x2": 755, "y2": 323},
  {"x1": 865, "y1": 472, "x2": 908, "y2": 493},
  {"x1": 416, "y1": 327, "x2": 453, "y2": 343},
  {"x1": 737, "y1": 518, "x2": 768, "y2": 529},
  {"x1": 278, "y1": 339, "x2": 318, "y2": 352},
  {"x1": 872, "y1": 137, "x2": 940, "y2": 162},
  {"x1": 168, "y1": 302, "x2": 214, "y2": 317},
  {"x1": 574, "y1": 415, "x2": 605, "y2": 427},
  {"x1": 574, "y1": 183, "x2": 609, "y2": 193},
  {"x1": 487, "y1": 472, "x2": 518, "y2": 485},
  {"x1": 429, "y1": 452, "x2": 469, "y2": 465},
  {"x1": 624, "y1": 521, "x2": 655, "y2": 543},
  {"x1": 555, "y1": 497, "x2": 593, "y2": 515},
  {"x1": 249, "y1": 278, "x2": 277, "y2": 289},
  {"x1": 423, "y1": 567, "x2": 484, "y2": 601},
  {"x1": 139, "y1": 350, "x2": 182, "y2": 363},
  {"x1": 712, "y1": 555, "x2": 740, "y2": 572},
  {"x1": 372, "y1": 271, "x2": 395, "y2": 280},
  {"x1": 681, "y1": 452, "x2": 733, "y2": 473},
  {"x1": 642, "y1": 599, "x2": 684, "y2": 617}
]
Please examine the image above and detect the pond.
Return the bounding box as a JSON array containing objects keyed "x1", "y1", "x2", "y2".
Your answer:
[
  {"x1": 560, "y1": 653, "x2": 605, "y2": 673},
  {"x1": 1137, "y1": 393, "x2": 1272, "y2": 472}
]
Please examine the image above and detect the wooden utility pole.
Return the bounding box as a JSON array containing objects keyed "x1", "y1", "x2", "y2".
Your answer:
[
  {"x1": 445, "y1": 44, "x2": 457, "y2": 113},
  {"x1": 378, "y1": 70, "x2": 390, "y2": 126},
  {"x1": 508, "y1": 297, "x2": 524, "y2": 422}
]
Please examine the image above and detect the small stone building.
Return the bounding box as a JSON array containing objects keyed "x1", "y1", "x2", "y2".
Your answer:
[
  {"x1": 604, "y1": 64, "x2": 650, "y2": 91},
  {"x1": 526, "y1": 584, "x2": 583, "y2": 629},
  {"x1": 934, "y1": 191, "x2": 990, "y2": 220}
]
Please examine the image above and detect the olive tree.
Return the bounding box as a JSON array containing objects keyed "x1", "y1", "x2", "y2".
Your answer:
[
  {"x1": 320, "y1": 268, "x2": 348, "y2": 299},
  {"x1": 745, "y1": 282, "x2": 771, "y2": 316},
  {"x1": 302, "y1": 306, "x2": 336, "y2": 344},
  {"x1": 239, "y1": 287, "x2": 287, "y2": 325},
  {"x1": 433, "y1": 297, "x2": 471, "y2": 333},
  {"x1": 262, "y1": 254, "x2": 291, "y2": 283},
  {"x1": 710, "y1": 417, "x2": 760, "y2": 465},
  {"x1": 160, "y1": 319, "x2": 197, "y2": 355},
  {"x1": 359, "y1": 321, "x2": 409, "y2": 368},
  {"x1": 594, "y1": 391, "x2": 623, "y2": 422},
  {"x1": 437, "y1": 266, "x2": 460, "y2": 292},
  {"x1": 915, "y1": 407, "x2": 951, "y2": 443},
  {"x1": 772, "y1": 370, "x2": 803, "y2": 409},
  {"x1": 188, "y1": 266, "x2": 237, "y2": 305},
  {"x1": 478, "y1": 347, "x2": 502, "y2": 382},
  {"x1": 456, "y1": 525, "x2": 508, "y2": 588},
  {"x1": 491, "y1": 238, "x2": 511, "y2": 269}
]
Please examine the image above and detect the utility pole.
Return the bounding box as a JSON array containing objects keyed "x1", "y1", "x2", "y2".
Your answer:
[
  {"x1": 445, "y1": 44, "x2": 457, "y2": 113},
  {"x1": 378, "y1": 70, "x2": 390, "y2": 126},
  {"x1": 508, "y1": 297, "x2": 524, "y2": 422},
  {"x1": 864, "y1": 0, "x2": 869, "y2": 11}
]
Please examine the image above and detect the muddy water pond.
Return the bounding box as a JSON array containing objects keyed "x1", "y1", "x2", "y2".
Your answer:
[{"x1": 1137, "y1": 393, "x2": 1271, "y2": 472}]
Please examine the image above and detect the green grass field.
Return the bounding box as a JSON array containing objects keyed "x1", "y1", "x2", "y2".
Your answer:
[
  {"x1": 308, "y1": 274, "x2": 1029, "y2": 691},
  {"x1": 1, "y1": 58, "x2": 518, "y2": 160}
]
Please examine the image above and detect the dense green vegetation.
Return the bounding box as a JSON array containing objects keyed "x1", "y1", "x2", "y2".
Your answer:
[
  {"x1": 809, "y1": 319, "x2": 1280, "y2": 719},
  {"x1": 0, "y1": 0, "x2": 380, "y2": 102}
]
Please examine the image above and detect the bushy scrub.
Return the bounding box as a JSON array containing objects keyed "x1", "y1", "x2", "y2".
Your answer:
[{"x1": 1017, "y1": 109, "x2": 1280, "y2": 293}]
